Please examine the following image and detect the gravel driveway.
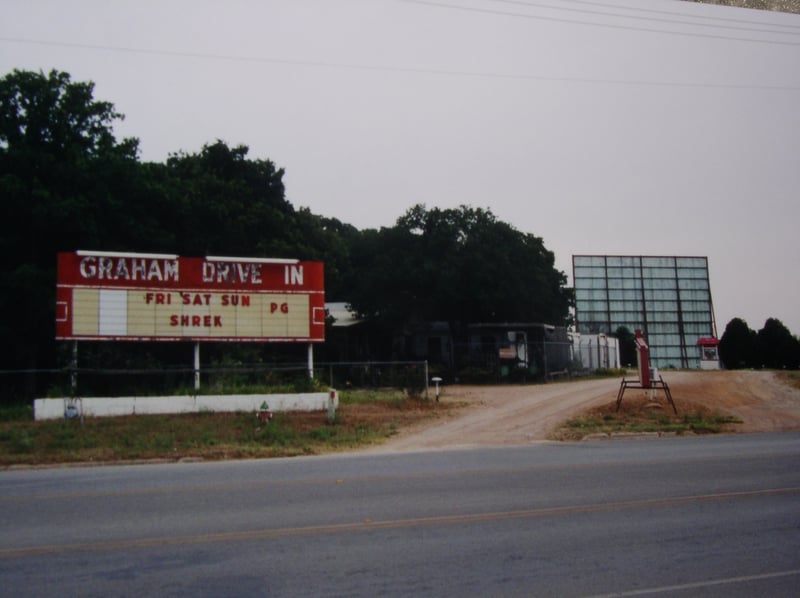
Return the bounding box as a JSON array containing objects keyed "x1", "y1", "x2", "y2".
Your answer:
[{"x1": 369, "y1": 370, "x2": 800, "y2": 451}]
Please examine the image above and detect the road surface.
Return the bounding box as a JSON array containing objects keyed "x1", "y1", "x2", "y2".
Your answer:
[{"x1": 2, "y1": 433, "x2": 799, "y2": 596}]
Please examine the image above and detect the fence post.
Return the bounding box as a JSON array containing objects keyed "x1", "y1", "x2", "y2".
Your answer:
[
  {"x1": 70, "y1": 341, "x2": 78, "y2": 396},
  {"x1": 424, "y1": 360, "x2": 429, "y2": 400},
  {"x1": 543, "y1": 340, "x2": 548, "y2": 380}
]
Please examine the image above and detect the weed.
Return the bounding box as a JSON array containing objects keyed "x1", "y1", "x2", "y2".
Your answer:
[
  {"x1": 340, "y1": 389, "x2": 407, "y2": 406},
  {"x1": 567, "y1": 417, "x2": 604, "y2": 429},
  {"x1": 196, "y1": 431, "x2": 217, "y2": 447},
  {"x1": 256, "y1": 420, "x2": 296, "y2": 447},
  {"x1": 552, "y1": 398, "x2": 743, "y2": 441},
  {"x1": 5, "y1": 429, "x2": 36, "y2": 454},
  {"x1": 309, "y1": 427, "x2": 336, "y2": 441},
  {"x1": 153, "y1": 433, "x2": 175, "y2": 452},
  {"x1": 594, "y1": 368, "x2": 628, "y2": 377},
  {"x1": 0, "y1": 390, "x2": 459, "y2": 466},
  {"x1": 0, "y1": 403, "x2": 33, "y2": 422}
]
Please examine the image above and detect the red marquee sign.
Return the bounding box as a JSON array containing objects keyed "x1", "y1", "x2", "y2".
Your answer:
[{"x1": 56, "y1": 251, "x2": 325, "y2": 342}]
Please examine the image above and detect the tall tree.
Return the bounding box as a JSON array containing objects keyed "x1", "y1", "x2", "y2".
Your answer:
[
  {"x1": 347, "y1": 204, "x2": 570, "y2": 338},
  {"x1": 164, "y1": 140, "x2": 292, "y2": 257},
  {"x1": 0, "y1": 69, "x2": 139, "y2": 388},
  {"x1": 756, "y1": 318, "x2": 800, "y2": 369},
  {"x1": 719, "y1": 318, "x2": 757, "y2": 369}
]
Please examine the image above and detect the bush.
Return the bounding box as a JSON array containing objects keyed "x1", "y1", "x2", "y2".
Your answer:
[{"x1": 595, "y1": 368, "x2": 627, "y2": 377}]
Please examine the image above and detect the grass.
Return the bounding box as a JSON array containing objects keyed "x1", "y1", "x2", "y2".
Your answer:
[
  {"x1": 0, "y1": 389, "x2": 453, "y2": 467},
  {"x1": 551, "y1": 397, "x2": 743, "y2": 441}
]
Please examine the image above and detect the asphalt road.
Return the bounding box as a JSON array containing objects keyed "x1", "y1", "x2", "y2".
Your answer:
[{"x1": 2, "y1": 433, "x2": 799, "y2": 597}]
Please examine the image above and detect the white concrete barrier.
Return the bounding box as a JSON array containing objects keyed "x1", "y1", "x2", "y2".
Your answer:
[{"x1": 34, "y1": 391, "x2": 338, "y2": 421}]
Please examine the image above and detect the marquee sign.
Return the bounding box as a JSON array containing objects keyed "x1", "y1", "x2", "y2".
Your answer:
[{"x1": 56, "y1": 251, "x2": 325, "y2": 342}]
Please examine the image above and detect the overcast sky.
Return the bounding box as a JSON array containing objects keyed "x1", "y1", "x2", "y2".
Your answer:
[{"x1": 2, "y1": 0, "x2": 799, "y2": 336}]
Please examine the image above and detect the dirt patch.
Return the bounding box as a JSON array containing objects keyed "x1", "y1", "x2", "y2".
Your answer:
[
  {"x1": 665, "y1": 370, "x2": 800, "y2": 433},
  {"x1": 365, "y1": 370, "x2": 800, "y2": 451}
]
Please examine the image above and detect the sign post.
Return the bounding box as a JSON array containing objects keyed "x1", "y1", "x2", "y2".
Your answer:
[{"x1": 635, "y1": 329, "x2": 651, "y2": 389}]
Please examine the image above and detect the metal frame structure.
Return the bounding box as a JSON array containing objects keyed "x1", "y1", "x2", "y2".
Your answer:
[
  {"x1": 572, "y1": 255, "x2": 717, "y2": 369},
  {"x1": 615, "y1": 330, "x2": 676, "y2": 414},
  {"x1": 615, "y1": 375, "x2": 677, "y2": 415}
]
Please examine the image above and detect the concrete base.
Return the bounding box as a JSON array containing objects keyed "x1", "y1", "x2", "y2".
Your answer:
[{"x1": 34, "y1": 391, "x2": 338, "y2": 421}]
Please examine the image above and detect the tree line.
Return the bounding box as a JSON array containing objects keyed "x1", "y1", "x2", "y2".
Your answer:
[
  {"x1": 0, "y1": 69, "x2": 571, "y2": 399},
  {"x1": 719, "y1": 317, "x2": 800, "y2": 370},
  {"x1": 2, "y1": 69, "x2": 796, "y2": 401}
]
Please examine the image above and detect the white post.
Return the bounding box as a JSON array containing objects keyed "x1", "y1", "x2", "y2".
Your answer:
[
  {"x1": 307, "y1": 343, "x2": 314, "y2": 379},
  {"x1": 194, "y1": 342, "x2": 201, "y2": 392}
]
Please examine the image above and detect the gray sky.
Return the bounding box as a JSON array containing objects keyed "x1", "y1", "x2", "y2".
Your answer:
[{"x1": 2, "y1": 0, "x2": 799, "y2": 336}]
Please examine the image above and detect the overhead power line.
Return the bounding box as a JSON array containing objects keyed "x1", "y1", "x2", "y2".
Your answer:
[
  {"x1": 2, "y1": 36, "x2": 798, "y2": 91},
  {"x1": 400, "y1": 0, "x2": 800, "y2": 45},
  {"x1": 487, "y1": 0, "x2": 800, "y2": 35}
]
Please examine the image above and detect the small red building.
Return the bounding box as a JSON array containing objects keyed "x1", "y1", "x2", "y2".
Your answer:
[{"x1": 697, "y1": 337, "x2": 720, "y2": 370}]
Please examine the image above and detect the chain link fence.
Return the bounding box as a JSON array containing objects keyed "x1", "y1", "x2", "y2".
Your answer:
[
  {"x1": 0, "y1": 337, "x2": 615, "y2": 404},
  {"x1": 0, "y1": 360, "x2": 433, "y2": 404}
]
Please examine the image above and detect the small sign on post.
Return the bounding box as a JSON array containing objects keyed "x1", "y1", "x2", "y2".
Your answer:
[{"x1": 431, "y1": 377, "x2": 442, "y2": 402}]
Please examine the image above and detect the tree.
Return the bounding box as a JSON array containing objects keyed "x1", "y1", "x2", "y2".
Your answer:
[
  {"x1": 163, "y1": 140, "x2": 293, "y2": 256},
  {"x1": 0, "y1": 68, "x2": 360, "y2": 396},
  {"x1": 613, "y1": 326, "x2": 637, "y2": 367},
  {"x1": 292, "y1": 210, "x2": 360, "y2": 301},
  {"x1": 0, "y1": 68, "x2": 580, "y2": 397},
  {"x1": 719, "y1": 318, "x2": 757, "y2": 369},
  {"x1": 0, "y1": 69, "x2": 139, "y2": 390},
  {"x1": 347, "y1": 204, "x2": 571, "y2": 340},
  {"x1": 0, "y1": 69, "x2": 136, "y2": 159},
  {"x1": 756, "y1": 318, "x2": 800, "y2": 369}
]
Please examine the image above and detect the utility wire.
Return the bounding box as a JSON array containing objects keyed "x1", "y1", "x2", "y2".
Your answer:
[
  {"x1": 2, "y1": 36, "x2": 798, "y2": 91},
  {"x1": 486, "y1": 0, "x2": 800, "y2": 29},
  {"x1": 400, "y1": 0, "x2": 800, "y2": 45},
  {"x1": 485, "y1": 0, "x2": 800, "y2": 34}
]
